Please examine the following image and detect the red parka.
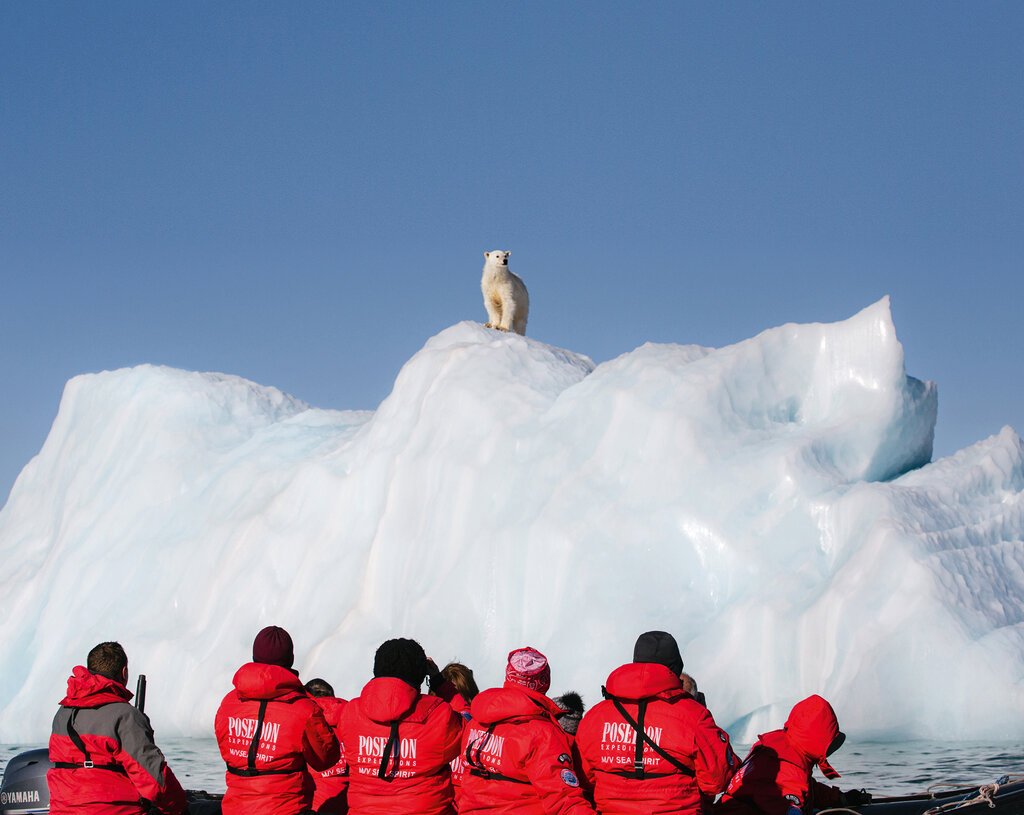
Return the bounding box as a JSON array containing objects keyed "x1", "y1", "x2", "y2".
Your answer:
[
  {"x1": 48, "y1": 667, "x2": 187, "y2": 815},
  {"x1": 576, "y1": 663, "x2": 736, "y2": 815},
  {"x1": 458, "y1": 684, "x2": 593, "y2": 815},
  {"x1": 311, "y1": 695, "x2": 350, "y2": 814},
  {"x1": 215, "y1": 662, "x2": 341, "y2": 815},
  {"x1": 716, "y1": 695, "x2": 844, "y2": 815},
  {"x1": 338, "y1": 676, "x2": 464, "y2": 815},
  {"x1": 442, "y1": 692, "x2": 473, "y2": 807}
]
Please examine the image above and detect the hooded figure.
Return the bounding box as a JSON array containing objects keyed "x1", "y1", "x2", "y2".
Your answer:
[{"x1": 716, "y1": 695, "x2": 870, "y2": 815}]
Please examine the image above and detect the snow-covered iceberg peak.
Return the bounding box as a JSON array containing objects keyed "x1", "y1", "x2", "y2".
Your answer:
[{"x1": 0, "y1": 297, "x2": 1020, "y2": 743}]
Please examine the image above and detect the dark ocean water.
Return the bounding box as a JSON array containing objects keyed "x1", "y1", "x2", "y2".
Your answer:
[{"x1": 3, "y1": 739, "x2": 1022, "y2": 797}]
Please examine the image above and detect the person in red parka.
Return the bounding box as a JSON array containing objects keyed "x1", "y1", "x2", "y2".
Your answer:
[
  {"x1": 305, "y1": 678, "x2": 350, "y2": 815},
  {"x1": 338, "y1": 638, "x2": 464, "y2": 815},
  {"x1": 440, "y1": 662, "x2": 478, "y2": 722},
  {"x1": 215, "y1": 626, "x2": 341, "y2": 815},
  {"x1": 576, "y1": 631, "x2": 737, "y2": 815},
  {"x1": 458, "y1": 647, "x2": 594, "y2": 815},
  {"x1": 48, "y1": 641, "x2": 187, "y2": 815},
  {"x1": 716, "y1": 695, "x2": 871, "y2": 815},
  {"x1": 436, "y1": 662, "x2": 479, "y2": 810}
]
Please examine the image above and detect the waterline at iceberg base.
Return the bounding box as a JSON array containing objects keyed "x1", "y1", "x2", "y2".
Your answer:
[{"x1": 0, "y1": 297, "x2": 1021, "y2": 742}]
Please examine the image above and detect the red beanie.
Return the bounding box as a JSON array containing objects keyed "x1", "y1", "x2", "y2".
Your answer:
[
  {"x1": 504, "y1": 647, "x2": 551, "y2": 694},
  {"x1": 252, "y1": 626, "x2": 294, "y2": 668}
]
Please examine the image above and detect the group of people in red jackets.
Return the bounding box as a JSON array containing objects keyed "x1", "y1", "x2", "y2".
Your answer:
[{"x1": 48, "y1": 629, "x2": 872, "y2": 815}]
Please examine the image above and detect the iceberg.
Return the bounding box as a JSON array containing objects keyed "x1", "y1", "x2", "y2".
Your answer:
[{"x1": 0, "y1": 297, "x2": 1021, "y2": 741}]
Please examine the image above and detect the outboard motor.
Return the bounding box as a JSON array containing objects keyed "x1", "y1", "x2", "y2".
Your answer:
[{"x1": 0, "y1": 748, "x2": 51, "y2": 814}]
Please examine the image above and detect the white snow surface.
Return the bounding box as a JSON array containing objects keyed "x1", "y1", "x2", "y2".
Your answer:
[{"x1": 1, "y1": 298, "x2": 1023, "y2": 742}]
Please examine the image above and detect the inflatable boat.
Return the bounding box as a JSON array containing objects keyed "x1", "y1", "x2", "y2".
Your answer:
[{"x1": 2, "y1": 745, "x2": 1021, "y2": 815}]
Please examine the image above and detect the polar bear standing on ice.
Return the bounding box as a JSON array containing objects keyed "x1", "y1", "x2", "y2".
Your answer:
[{"x1": 481, "y1": 250, "x2": 530, "y2": 336}]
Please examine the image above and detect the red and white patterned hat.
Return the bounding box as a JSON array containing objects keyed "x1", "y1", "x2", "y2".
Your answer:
[{"x1": 504, "y1": 647, "x2": 551, "y2": 693}]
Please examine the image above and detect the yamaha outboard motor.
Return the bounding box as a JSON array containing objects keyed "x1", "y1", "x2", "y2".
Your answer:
[{"x1": 0, "y1": 748, "x2": 51, "y2": 814}]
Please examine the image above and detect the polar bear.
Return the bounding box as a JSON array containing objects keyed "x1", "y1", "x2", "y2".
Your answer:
[{"x1": 481, "y1": 250, "x2": 529, "y2": 335}]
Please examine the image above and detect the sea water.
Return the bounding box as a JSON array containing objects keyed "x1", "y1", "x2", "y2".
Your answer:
[{"x1": 3, "y1": 740, "x2": 1022, "y2": 797}]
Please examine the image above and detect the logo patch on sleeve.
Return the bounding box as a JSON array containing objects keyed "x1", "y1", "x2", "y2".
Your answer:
[{"x1": 561, "y1": 768, "x2": 580, "y2": 787}]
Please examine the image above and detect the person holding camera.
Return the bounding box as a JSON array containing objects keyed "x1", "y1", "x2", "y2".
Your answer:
[
  {"x1": 715, "y1": 694, "x2": 872, "y2": 815},
  {"x1": 576, "y1": 631, "x2": 737, "y2": 815},
  {"x1": 338, "y1": 637, "x2": 464, "y2": 815}
]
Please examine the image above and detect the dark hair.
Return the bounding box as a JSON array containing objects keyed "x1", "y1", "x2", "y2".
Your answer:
[
  {"x1": 373, "y1": 638, "x2": 428, "y2": 688},
  {"x1": 304, "y1": 678, "x2": 335, "y2": 698},
  {"x1": 87, "y1": 642, "x2": 127, "y2": 682},
  {"x1": 441, "y1": 662, "x2": 480, "y2": 702}
]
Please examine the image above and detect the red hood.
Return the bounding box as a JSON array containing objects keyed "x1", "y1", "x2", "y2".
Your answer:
[
  {"x1": 470, "y1": 684, "x2": 562, "y2": 725},
  {"x1": 59, "y1": 666, "x2": 133, "y2": 708},
  {"x1": 232, "y1": 662, "x2": 306, "y2": 702},
  {"x1": 605, "y1": 662, "x2": 685, "y2": 700},
  {"x1": 312, "y1": 695, "x2": 347, "y2": 727},
  {"x1": 784, "y1": 695, "x2": 842, "y2": 777},
  {"x1": 359, "y1": 677, "x2": 443, "y2": 724}
]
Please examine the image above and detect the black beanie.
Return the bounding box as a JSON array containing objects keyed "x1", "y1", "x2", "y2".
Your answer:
[
  {"x1": 373, "y1": 638, "x2": 428, "y2": 688},
  {"x1": 633, "y1": 631, "x2": 684, "y2": 676}
]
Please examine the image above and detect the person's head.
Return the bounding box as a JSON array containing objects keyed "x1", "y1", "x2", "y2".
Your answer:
[
  {"x1": 632, "y1": 630, "x2": 684, "y2": 677},
  {"x1": 784, "y1": 694, "x2": 845, "y2": 777},
  {"x1": 504, "y1": 647, "x2": 551, "y2": 694},
  {"x1": 553, "y1": 691, "x2": 585, "y2": 735},
  {"x1": 304, "y1": 678, "x2": 335, "y2": 698},
  {"x1": 87, "y1": 642, "x2": 128, "y2": 685},
  {"x1": 374, "y1": 638, "x2": 428, "y2": 689},
  {"x1": 442, "y1": 662, "x2": 480, "y2": 702},
  {"x1": 679, "y1": 672, "x2": 708, "y2": 706},
  {"x1": 252, "y1": 625, "x2": 295, "y2": 669}
]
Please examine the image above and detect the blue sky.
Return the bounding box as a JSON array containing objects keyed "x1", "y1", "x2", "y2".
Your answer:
[{"x1": 2, "y1": 1, "x2": 1021, "y2": 504}]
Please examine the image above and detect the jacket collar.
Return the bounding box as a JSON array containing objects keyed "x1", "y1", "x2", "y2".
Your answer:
[
  {"x1": 470, "y1": 684, "x2": 562, "y2": 725},
  {"x1": 605, "y1": 662, "x2": 685, "y2": 700},
  {"x1": 233, "y1": 661, "x2": 305, "y2": 701}
]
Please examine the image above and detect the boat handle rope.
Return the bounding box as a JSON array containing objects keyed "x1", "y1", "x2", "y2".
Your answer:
[
  {"x1": 927, "y1": 783, "x2": 971, "y2": 797},
  {"x1": 923, "y1": 775, "x2": 1024, "y2": 815}
]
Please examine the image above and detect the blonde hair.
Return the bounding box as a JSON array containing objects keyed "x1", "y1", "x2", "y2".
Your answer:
[{"x1": 442, "y1": 662, "x2": 479, "y2": 701}]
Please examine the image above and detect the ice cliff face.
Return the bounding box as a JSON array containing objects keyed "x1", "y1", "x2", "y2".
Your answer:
[{"x1": 1, "y1": 297, "x2": 1021, "y2": 741}]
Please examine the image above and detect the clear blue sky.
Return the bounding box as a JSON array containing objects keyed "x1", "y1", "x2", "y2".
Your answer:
[{"x1": 2, "y1": 1, "x2": 1021, "y2": 505}]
